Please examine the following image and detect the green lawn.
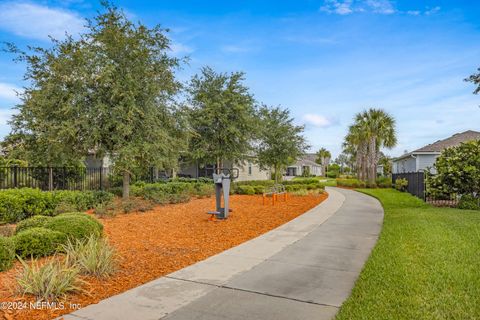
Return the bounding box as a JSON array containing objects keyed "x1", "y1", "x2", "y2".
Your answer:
[{"x1": 336, "y1": 188, "x2": 480, "y2": 320}]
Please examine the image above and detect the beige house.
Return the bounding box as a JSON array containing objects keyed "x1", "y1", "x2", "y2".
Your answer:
[
  {"x1": 178, "y1": 159, "x2": 270, "y2": 181},
  {"x1": 286, "y1": 154, "x2": 323, "y2": 177}
]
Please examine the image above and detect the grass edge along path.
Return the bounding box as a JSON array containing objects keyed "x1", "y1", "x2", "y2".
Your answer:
[{"x1": 336, "y1": 188, "x2": 480, "y2": 320}]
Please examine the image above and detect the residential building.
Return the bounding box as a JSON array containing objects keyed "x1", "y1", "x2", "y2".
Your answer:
[
  {"x1": 285, "y1": 154, "x2": 323, "y2": 177},
  {"x1": 392, "y1": 130, "x2": 480, "y2": 174}
]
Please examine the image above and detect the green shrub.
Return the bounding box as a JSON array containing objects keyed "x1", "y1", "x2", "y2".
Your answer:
[
  {"x1": 93, "y1": 201, "x2": 117, "y2": 218},
  {"x1": 14, "y1": 227, "x2": 66, "y2": 258},
  {"x1": 394, "y1": 178, "x2": 408, "y2": 192},
  {"x1": 252, "y1": 185, "x2": 266, "y2": 194},
  {"x1": 237, "y1": 185, "x2": 256, "y2": 195},
  {"x1": 191, "y1": 183, "x2": 214, "y2": 197},
  {"x1": 53, "y1": 190, "x2": 114, "y2": 211},
  {"x1": 327, "y1": 171, "x2": 338, "y2": 178},
  {"x1": 376, "y1": 177, "x2": 392, "y2": 188},
  {"x1": 44, "y1": 213, "x2": 103, "y2": 241},
  {"x1": 63, "y1": 235, "x2": 117, "y2": 278},
  {"x1": 0, "y1": 225, "x2": 15, "y2": 237},
  {"x1": 0, "y1": 189, "x2": 114, "y2": 224},
  {"x1": 0, "y1": 236, "x2": 15, "y2": 271},
  {"x1": 121, "y1": 198, "x2": 154, "y2": 213},
  {"x1": 458, "y1": 195, "x2": 480, "y2": 210},
  {"x1": 0, "y1": 188, "x2": 56, "y2": 223},
  {"x1": 16, "y1": 256, "x2": 84, "y2": 300},
  {"x1": 336, "y1": 179, "x2": 367, "y2": 188},
  {"x1": 15, "y1": 215, "x2": 52, "y2": 234}
]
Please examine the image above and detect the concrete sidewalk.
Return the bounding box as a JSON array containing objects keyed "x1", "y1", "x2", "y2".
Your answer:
[{"x1": 62, "y1": 187, "x2": 383, "y2": 320}]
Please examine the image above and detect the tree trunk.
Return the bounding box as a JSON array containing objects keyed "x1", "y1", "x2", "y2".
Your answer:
[
  {"x1": 368, "y1": 137, "x2": 377, "y2": 185},
  {"x1": 216, "y1": 157, "x2": 220, "y2": 174},
  {"x1": 122, "y1": 171, "x2": 130, "y2": 200}
]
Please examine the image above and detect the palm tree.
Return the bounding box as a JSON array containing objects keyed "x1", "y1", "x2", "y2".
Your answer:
[
  {"x1": 315, "y1": 147, "x2": 331, "y2": 177},
  {"x1": 344, "y1": 108, "x2": 397, "y2": 184}
]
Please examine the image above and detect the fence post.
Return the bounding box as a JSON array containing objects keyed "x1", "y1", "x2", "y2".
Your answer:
[
  {"x1": 48, "y1": 167, "x2": 53, "y2": 191},
  {"x1": 99, "y1": 168, "x2": 103, "y2": 191},
  {"x1": 13, "y1": 165, "x2": 18, "y2": 188}
]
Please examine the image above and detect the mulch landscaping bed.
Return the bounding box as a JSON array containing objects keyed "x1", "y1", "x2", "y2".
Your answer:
[{"x1": 0, "y1": 193, "x2": 327, "y2": 320}]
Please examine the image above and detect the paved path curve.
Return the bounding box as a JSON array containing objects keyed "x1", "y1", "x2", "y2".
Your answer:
[{"x1": 63, "y1": 187, "x2": 384, "y2": 320}]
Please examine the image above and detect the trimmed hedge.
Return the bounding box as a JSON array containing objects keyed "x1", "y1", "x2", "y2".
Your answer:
[
  {"x1": 0, "y1": 189, "x2": 114, "y2": 223},
  {"x1": 15, "y1": 215, "x2": 52, "y2": 234},
  {"x1": 14, "y1": 227, "x2": 66, "y2": 258},
  {"x1": 111, "y1": 182, "x2": 214, "y2": 204},
  {"x1": 336, "y1": 179, "x2": 367, "y2": 188},
  {"x1": 44, "y1": 213, "x2": 103, "y2": 241},
  {"x1": 0, "y1": 188, "x2": 56, "y2": 223},
  {"x1": 458, "y1": 195, "x2": 480, "y2": 210},
  {"x1": 0, "y1": 236, "x2": 15, "y2": 271}
]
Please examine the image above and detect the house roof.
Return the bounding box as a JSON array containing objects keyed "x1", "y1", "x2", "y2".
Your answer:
[
  {"x1": 395, "y1": 130, "x2": 480, "y2": 161},
  {"x1": 289, "y1": 155, "x2": 322, "y2": 168}
]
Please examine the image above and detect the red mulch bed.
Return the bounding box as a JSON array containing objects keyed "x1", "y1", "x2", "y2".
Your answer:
[{"x1": 0, "y1": 193, "x2": 327, "y2": 320}]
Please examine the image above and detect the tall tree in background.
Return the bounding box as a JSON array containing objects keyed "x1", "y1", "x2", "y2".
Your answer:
[
  {"x1": 466, "y1": 67, "x2": 480, "y2": 94},
  {"x1": 344, "y1": 108, "x2": 396, "y2": 184},
  {"x1": 187, "y1": 66, "x2": 256, "y2": 171},
  {"x1": 315, "y1": 148, "x2": 331, "y2": 177},
  {"x1": 5, "y1": 3, "x2": 186, "y2": 199},
  {"x1": 256, "y1": 106, "x2": 308, "y2": 182}
]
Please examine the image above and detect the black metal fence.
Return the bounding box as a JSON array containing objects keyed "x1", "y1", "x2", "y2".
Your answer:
[
  {"x1": 392, "y1": 172, "x2": 425, "y2": 199},
  {"x1": 0, "y1": 166, "x2": 110, "y2": 191}
]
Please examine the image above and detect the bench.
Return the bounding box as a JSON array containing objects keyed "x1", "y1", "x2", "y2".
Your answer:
[{"x1": 263, "y1": 184, "x2": 288, "y2": 205}]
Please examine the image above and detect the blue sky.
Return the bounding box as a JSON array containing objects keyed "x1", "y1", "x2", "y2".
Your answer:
[{"x1": 0, "y1": 0, "x2": 479, "y2": 158}]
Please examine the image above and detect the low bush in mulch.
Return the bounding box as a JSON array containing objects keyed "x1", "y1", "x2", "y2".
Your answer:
[
  {"x1": 14, "y1": 227, "x2": 67, "y2": 258},
  {"x1": 0, "y1": 236, "x2": 15, "y2": 271},
  {"x1": 232, "y1": 179, "x2": 325, "y2": 195},
  {"x1": 0, "y1": 213, "x2": 104, "y2": 268},
  {"x1": 109, "y1": 181, "x2": 215, "y2": 205},
  {"x1": 0, "y1": 189, "x2": 114, "y2": 224},
  {"x1": 16, "y1": 256, "x2": 85, "y2": 301},
  {"x1": 15, "y1": 215, "x2": 52, "y2": 234}
]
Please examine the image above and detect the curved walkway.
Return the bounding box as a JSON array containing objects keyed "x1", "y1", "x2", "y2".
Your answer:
[{"x1": 63, "y1": 187, "x2": 384, "y2": 320}]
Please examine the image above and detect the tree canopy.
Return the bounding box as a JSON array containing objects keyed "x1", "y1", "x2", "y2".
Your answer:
[
  {"x1": 466, "y1": 67, "x2": 480, "y2": 95},
  {"x1": 429, "y1": 140, "x2": 480, "y2": 197},
  {"x1": 187, "y1": 66, "x2": 256, "y2": 169},
  {"x1": 5, "y1": 3, "x2": 187, "y2": 198},
  {"x1": 344, "y1": 108, "x2": 396, "y2": 184},
  {"x1": 256, "y1": 106, "x2": 307, "y2": 182}
]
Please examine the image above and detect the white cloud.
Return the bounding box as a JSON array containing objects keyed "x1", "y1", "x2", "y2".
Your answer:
[
  {"x1": 320, "y1": 0, "x2": 354, "y2": 15},
  {"x1": 303, "y1": 114, "x2": 334, "y2": 127},
  {"x1": 170, "y1": 42, "x2": 194, "y2": 55},
  {"x1": 0, "y1": 83, "x2": 22, "y2": 101},
  {"x1": 365, "y1": 0, "x2": 395, "y2": 14},
  {"x1": 0, "y1": 2, "x2": 85, "y2": 40},
  {"x1": 407, "y1": 10, "x2": 421, "y2": 16},
  {"x1": 221, "y1": 45, "x2": 253, "y2": 53},
  {"x1": 320, "y1": 0, "x2": 396, "y2": 15},
  {"x1": 425, "y1": 6, "x2": 441, "y2": 16}
]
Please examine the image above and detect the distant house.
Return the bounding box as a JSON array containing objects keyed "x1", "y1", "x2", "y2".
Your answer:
[
  {"x1": 392, "y1": 130, "x2": 480, "y2": 174},
  {"x1": 285, "y1": 154, "x2": 323, "y2": 177},
  {"x1": 178, "y1": 158, "x2": 270, "y2": 182}
]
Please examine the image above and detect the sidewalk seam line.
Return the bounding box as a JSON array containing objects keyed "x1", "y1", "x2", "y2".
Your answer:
[{"x1": 164, "y1": 275, "x2": 340, "y2": 309}]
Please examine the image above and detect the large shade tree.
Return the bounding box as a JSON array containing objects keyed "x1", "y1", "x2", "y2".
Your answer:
[
  {"x1": 256, "y1": 106, "x2": 308, "y2": 182},
  {"x1": 187, "y1": 66, "x2": 256, "y2": 171},
  {"x1": 344, "y1": 108, "x2": 396, "y2": 184},
  {"x1": 5, "y1": 3, "x2": 186, "y2": 199}
]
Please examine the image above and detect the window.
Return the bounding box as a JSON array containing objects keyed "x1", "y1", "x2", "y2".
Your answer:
[{"x1": 248, "y1": 162, "x2": 252, "y2": 175}]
